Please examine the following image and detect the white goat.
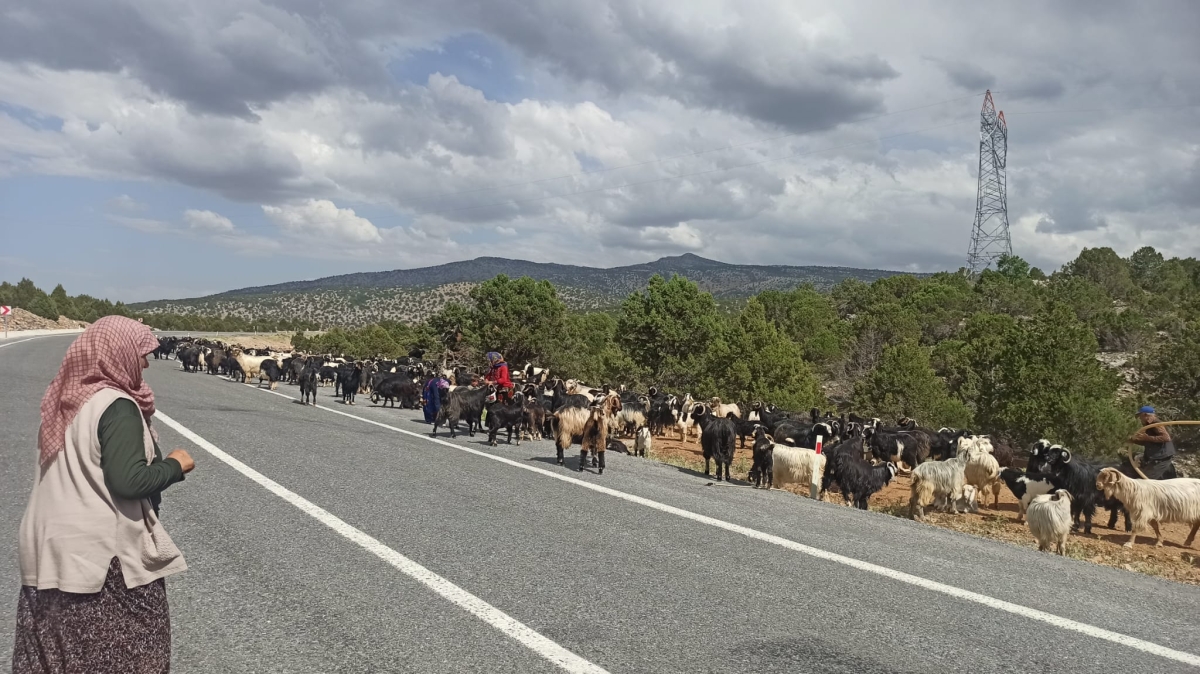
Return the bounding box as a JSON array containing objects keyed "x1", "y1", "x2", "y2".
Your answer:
[
  {"x1": 1096, "y1": 468, "x2": 1200, "y2": 549},
  {"x1": 961, "y1": 439, "x2": 1002, "y2": 509},
  {"x1": 234, "y1": 350, "x2": 272, "y2": 382},
  {"x1": 936, "y1": 484, "x2": 979, "y2": 514},
  {"x1": 634, "y1": 426, "x2": 652, "y2": 458},
  {"x1": 770, "y1": 444, "x2": 826, "y2": 498},
  {"x1": 908, "y1": 453, "x2": 971, "y2": 520},
  {"x1": 1026, "y1": 489, "x2": 1073, "y2": 555},
  {"x1": 675, "y1": 394, "x2": 699, "y2": 443}
]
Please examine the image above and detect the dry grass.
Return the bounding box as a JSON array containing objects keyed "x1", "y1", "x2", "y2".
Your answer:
[{"x1": 637, "y1": 431, "x2": 1200, "y2": 585}]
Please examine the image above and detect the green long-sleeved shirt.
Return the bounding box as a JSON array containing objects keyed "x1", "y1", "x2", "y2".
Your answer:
[{"x1": 98, "y1": 398, "x2": 184, "y2": 514}]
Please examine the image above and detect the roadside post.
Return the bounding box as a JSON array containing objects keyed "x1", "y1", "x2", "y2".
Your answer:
[
  {"x1": 1, "y1": 306, "x2": 10, "y2": 338},
  {"x1": 811, "y1": 434, "x2": 823, "y2": 500}
]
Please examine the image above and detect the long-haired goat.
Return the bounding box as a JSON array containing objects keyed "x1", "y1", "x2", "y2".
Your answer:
[
  {"x1": 578, "y1": 394, "x2": 622, "y2": 474},
  {"x1": 909, "y1": 453, "x2": 971, "y2": 521},
  {"x1": 554, "y1": 390, "x2": 624, "y2": 470},
  {"x1": 614, "y1": 393, "x2": 649, "y2": 438},
  {"x1": 960, "y1": 436, "x2": 1003, "y2": 509},
  {"x1": 1026, "y1": 489, "x2": 1073, "y2": 555},
  {"x1": 935, "y1": 484, "x2": 979, "y2": 514},
  {"x1": 769, "y1": 444, "x2": 826, "y2": 498},
  {"x1": 433, "y1": 385, "x2": 491, "y2": 438},
  {"x1": 1095, "y1": 468, "x2": 1200, "y2": 549},
  {"x1": 634, "y1": 426, "x2": 651, "y2": 458}
]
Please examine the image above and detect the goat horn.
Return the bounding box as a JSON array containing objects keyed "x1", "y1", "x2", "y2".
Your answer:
[{"x1": 1061, "y1": 449, "x2": 1071, "y2": 463}]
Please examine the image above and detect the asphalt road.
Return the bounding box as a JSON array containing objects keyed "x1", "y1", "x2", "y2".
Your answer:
[{"x1": 2, "y1": 334, "x2": 1199, "y2": 673}]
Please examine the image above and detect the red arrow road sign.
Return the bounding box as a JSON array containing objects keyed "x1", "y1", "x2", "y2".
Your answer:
[{"x1": 0, "y1": 306, "x2": 10, "y2": 316}]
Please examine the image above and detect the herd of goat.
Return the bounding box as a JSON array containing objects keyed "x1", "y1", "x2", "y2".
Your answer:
[{"x1": 155, "y1": 336, "x2": 1200, "y2": 554}]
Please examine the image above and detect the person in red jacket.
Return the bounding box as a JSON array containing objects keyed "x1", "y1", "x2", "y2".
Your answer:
[{"x1": 484, "y1": 351, "x2": 513, "y2": 402}]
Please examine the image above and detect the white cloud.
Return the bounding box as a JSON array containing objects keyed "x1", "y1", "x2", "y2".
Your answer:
[
  {"x1": 631, "y1": 223, "x2": 705, "y2": 252},
  {"x1": 0, "y1": 1, "x2": 1197, "y2": 278},
  {"x1": 262, "y1": 199, "x2": 382, "y2": 243},
  {"x1": 184, "y1": 209, "x2": 235, "y2": 232},
  {"x1": 107, "y1": 194, "x2": 147, "y2": 213}
]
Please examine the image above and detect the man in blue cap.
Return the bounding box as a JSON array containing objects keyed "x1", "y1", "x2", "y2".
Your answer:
[{"x1": 1127, "y1": 405, "x2": 1179, "y2": 480}]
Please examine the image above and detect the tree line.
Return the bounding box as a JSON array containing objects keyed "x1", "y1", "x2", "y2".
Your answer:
[
  {"x1": 295, "y1": 246, "x2": 1200, "y2": 458},
  {"x1": 8, "y1": 245, "x2": 1199, "y2": 456},
  {"x1": 0, "y1": 279, "x2": 317, "y2": 333}
]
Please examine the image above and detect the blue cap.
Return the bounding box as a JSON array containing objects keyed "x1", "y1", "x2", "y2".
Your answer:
[{"x1": 1138, "y1": 405, "x2": 1155, "y2": 415}]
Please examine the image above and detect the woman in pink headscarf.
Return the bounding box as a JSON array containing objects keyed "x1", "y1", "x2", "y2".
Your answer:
[{"x1": 13, "y1": 316, "x2": 196, "y2": 674}]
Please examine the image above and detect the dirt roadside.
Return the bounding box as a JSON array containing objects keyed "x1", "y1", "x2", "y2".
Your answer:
[{"x1": 624, "y1": 432, "x2": 1200, "y2": 585}]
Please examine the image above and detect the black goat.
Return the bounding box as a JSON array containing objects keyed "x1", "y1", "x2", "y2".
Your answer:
[
  {"x1": 691, "y1": 404, "x2": 736, "y2": 482},
  {"x1": 298, "y1": 366, "x2": 318, "y2": 406},
  {"x1": 749, "y1": 426, "x2": 774, "y2": 488},
  {"x1": 820, "y1": 437, "x2": 869, "y2": 500},
  {"x1": 339, "y1": 364, "x2": 363, "y2": 405},
  {"x1": 259, "y1": 359, "x2": 283, "y2": 391},
  {"x1": 772, "y1": 420, "x2": 812, "y2": 447},
  {"x1": 838, "y1": 460, "x2": 899, "y2": 510},
  {"x1": 867, "y1": 430, "x2": 930, "y2": 471},
  {"x1": 486, "y1": 396, "x2": 525, "y2": 446},
  {"x1": 372, "y1": 375, "x2": 419, "y2": 408},
  {"x1": 1036, "y1": 445, "x2": 1108, "y2": 534},
  {"x1": 223, "y1": 356, "x2": 245, "y2": 383},
  {"x1": 434, "y1": 385, "x2": 491, "y2": 438},
  {"x1": 732, "y1": 415, "x2": 759, "y2": 448}
]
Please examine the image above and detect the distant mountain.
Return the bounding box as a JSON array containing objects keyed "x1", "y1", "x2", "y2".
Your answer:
[{"x1": 130, "y1": 254, "x2": 927, "y2": 327}]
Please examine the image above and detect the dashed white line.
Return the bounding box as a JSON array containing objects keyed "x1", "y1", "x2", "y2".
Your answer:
[
  {"x1": 154, "y1": 409, "x2": 610, "y2": 674},
  {"x1": 242, "y1": 383, "x2": 1200, "y2": 668}
]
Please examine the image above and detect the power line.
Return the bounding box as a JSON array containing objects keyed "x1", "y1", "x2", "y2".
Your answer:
[
  {"x1": 1004, "y1": 101, "x2": 1200, "y2": 116},
  {"x1": 384, "y1": 118, "x2": 975, "y2": 222},
  {"x1": 399, "y1": 92, "x2": 988, "y2": 207}
]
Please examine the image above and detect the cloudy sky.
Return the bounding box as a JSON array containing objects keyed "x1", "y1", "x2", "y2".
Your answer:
[{"x1": 1, "y1": 1, "x2": 1197, "y2": 301}]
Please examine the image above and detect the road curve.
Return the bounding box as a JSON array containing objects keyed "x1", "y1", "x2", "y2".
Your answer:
[{"x1": 1, "y1": 335, "x2": 1198, "y2": 673}]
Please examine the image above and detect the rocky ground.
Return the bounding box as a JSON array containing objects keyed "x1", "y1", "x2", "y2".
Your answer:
[{"x1": 2, "y1": 307, "x2": 88, "y2": 332}]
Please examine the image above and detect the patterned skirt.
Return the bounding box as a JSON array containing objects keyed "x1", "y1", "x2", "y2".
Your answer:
[{"x1": 12, "y1": 558, "x2": 171, "y2": 674}]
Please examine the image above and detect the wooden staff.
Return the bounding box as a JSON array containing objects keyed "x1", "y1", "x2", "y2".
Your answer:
[{"x1": 1126, "y1": 420, "x2": 1200, "y2": 479}]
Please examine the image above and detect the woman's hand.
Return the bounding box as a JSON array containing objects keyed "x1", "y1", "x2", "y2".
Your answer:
[{"x1": 167, "y1": 449, "x2": 196, "y2": 474}]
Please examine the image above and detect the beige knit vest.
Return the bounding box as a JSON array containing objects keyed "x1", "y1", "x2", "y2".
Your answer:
[{"x1": 19, "y1": 388, "x2": 187, "y2": 593}]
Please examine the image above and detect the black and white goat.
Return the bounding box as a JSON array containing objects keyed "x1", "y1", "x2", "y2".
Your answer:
[{"x1": 999, "y1": 468, "x2": 1065, "y2": 523}]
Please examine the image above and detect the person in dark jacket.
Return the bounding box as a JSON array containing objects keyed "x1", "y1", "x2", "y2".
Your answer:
[{"x1": 1127, "y1": 405, "x2": 1178, "y2": 480}]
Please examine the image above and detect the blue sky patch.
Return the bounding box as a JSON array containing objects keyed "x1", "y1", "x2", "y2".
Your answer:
[{"x1": 389, "y1": 32, "x2": 527, "y2": 103}]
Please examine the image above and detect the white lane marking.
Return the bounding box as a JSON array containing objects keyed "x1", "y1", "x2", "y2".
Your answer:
[
  {"x1": 250, "y1": 385, "x2": 1200, "y2": 668},
  {"x1": 154, "y1": 410, "x2": 609, "y2": 674},
  {"x1": 0, "y1": 336, "x2": 50, "y2": 349}
]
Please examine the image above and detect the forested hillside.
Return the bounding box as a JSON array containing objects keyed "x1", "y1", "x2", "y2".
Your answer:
[
  {"x1": 127, "y1": 253, "x2": 920, "y2": 326},
  {"x1": 288, "y1": 246, "x2": 1200, "y2": 457}
]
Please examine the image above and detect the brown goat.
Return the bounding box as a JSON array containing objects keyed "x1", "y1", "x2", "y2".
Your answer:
[{"x1": 579, "y1": 393, "x2": 623, "y2": 475}]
